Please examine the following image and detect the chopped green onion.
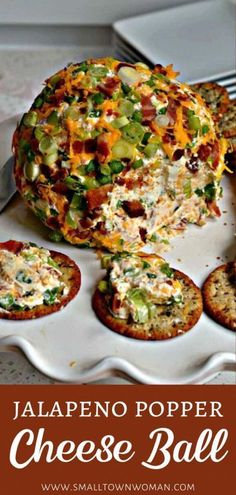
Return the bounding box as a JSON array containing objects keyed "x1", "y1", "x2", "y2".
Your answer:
[
  {"x1": 160, "y1": 263, "x2": 173, "y2": 278},
  {"x1": 34, "y1": 126, "x2": 45, "y2": 141},
  {"x1": 66, "y1": 209, "x2": 78, "y2": 228},
  {"x1": 34, "y1": 96, "x2": 43, "y2": 109},
  {"x1": 47, "y1": 110, "x2": 59, "y2": 126},
  {"x1": 0, "y1": 294, "x2": 15, "y2": 310},
  {"x1": 89, "y1": 66, "x2": 108, "y2": 78},
  {"x1": 121, "y1": 82, "x2": 131, "y2": 94},
  {"x1": 84, "y1": 177, "x2": 100, "y2": 189},
  {"x1": 23, "y1": 111, "x2": 38, "y2": 127},
  {"x1": 23, "y1": 162, "x2": 40, "y2": 182},
  {"x1": 42, "y1": 152, "x2": 58, "y2": 166},
  {"x1": 44, "y1": 287, "x2": 59, "y2": 305},
  {"x1": 132, "y1": 110, "x2": 142, "y2": 123},
  {"x1": 147, "y1": 273, "x2": 157, "y2": 279},
  {"x1": 48, "y1": 231, "x2": 63, "y2": 242},
  {"x1": 183, "y1": 179, "x2": 192, "y2": 199},
  {"x1": 159, "y1": 107, "x2": 167, "y2": 114},
  {"x1": 85, "y1": 160, "x2": 97, "y2": 173},
  {"x1": 64, "y1": 107, "x2": 80, "y2": 120},
  {"x1": 112, "y1": 139, "x2": 134, "y2": 160},
  {"x1": 144, "y1": 142, "x2": 159, "y2": 158},
  {"x1": 112, "y1": 116, "x2": 129, "y2": 128},
  {"x1": 118, "y1": 99, "x2": 134, "y2": 117},
  {"x1": 97, "y1": 175, "x2": 112, "y2": 185},
  {"x1": 122, "y1": 122, "x2": 144, "y2": 144},
  {"x1": 39, "y1": 136, "x2": 57, "y2": 154}
]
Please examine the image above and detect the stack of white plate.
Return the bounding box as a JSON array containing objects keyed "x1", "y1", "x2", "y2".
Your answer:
[{"x1": 113, "y1": 0, "x2": 236, "y2": 97}]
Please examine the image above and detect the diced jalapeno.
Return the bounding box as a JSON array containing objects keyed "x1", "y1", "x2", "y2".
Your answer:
[
  {"x1": 142, "y1": 132, "x2": 152, "y2": 145},
  {"x1": 88, "y1": 109, "x2": 102, "y2": 118},
  {"x1": 23, "y1": 162, "x2": 40, "y2": 182},
  {"x1": 109, "y1": 160, "x2": 124, "y2": 174},
  {"x1": 48, "y1": 231, "x2": 63, "y2": 242},
  {"x1": 118, "y1": 99, "x2": 134, "y2": 117},
  {"x1": 127, "y1": 288, "x2": 149, "y2": 324},
  {"x1": 34, "y1": 96, "x2": 43, "y2": 109},
  {"x1": 97, "y1": 175, "x2": 112, "y2": 185},
  {"x1": 89, "y1": 66, "x2": 108, "y2": 78},
  {"x1": 70, "y1": 193, "x2": 87, "y2": 210},
  {"x1": 100, "y1": 164, "x2": 111, "y2": 175},
  {"x1": 202, "y1": 124, "x2": 209, "y2": 135},
  {"x1": 112, "y1": 116, "x2": 129, "y2": 128},
  {"x1": 189, "y1": 115, "x2": 201, "y2": 131},
  {"x1": 92, "y1": 92, "x2": 104, "y2": 105},
  {"x1": 132, "y1": 110, "x2": 142, "y2": 123},
  {"x1": 98, "y1": 280, "x2": 108, "y2": 293},
  {"x1": 23, "y1": 111, "x2": 38, "y2": 127},
  {"x1": 47, "y1": 110, "x2": 59, "y2": 126},
  {"x1": 85, "y1": 160, "x2": 97, "y2": 174},
  {"x1": 112, "y1": 139, "x2": 135, "y2": 160},
  {"x1": 144, "y1": 142, "x2": 159, "y2": 158},
  {"x1": 39, "y1": 136, "x2": 57, "y2": 154},
  {"x1": 132, "y1": 159, "x2": 143, "y2": 169}
]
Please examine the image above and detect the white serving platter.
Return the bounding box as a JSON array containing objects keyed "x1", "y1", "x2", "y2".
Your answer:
[
  {"x1": 0, "y1": 116, "x2": 235, "y2": 384},
  {"x1": 113, "y1": 0, "x2": 236, "y2": 86}
]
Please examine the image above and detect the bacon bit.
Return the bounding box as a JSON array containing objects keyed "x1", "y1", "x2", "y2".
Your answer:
[
  {"x1": 96, "y1": 134, "x2": 110, "y2": 162},
  {"x1": 141, "y1": 95, "x2": 156, "y2": 124},
  {"x1": 84, "y1": 138, "x2": 97, "y2": 154},
  {"x1": 207, "y1": 201, "x2": 221, "y2": 217},
  {"x1": 163, "y1": 132, "x2": 176, "y2": 145},
  {"x1": 173, "y1": 149, "x2": 184, "y2": 161},
  {"x1": 30, "y1": 138, "x2": 39, "y2": 152},
  {"x1": 52, "y1": 182, "x2": 70, "y2": 194},
  {"x1": 51, "y1": 168, "x2": 69, "y2": 181},
  {"x1": 167, "y1": 98, "x2": 179, "y2": 124},
  {"x1": 86, "y1": 185, "x2": 112, "y2": 210},
  {"x1": 0, "y1": 240, "x2": 23, "y2": 253},
  {"x1": 74, "y1": 230, "x2": 91, "y2": 240},
  {"x1": 98, "y1": 77, "x2": 120, "y2": 97},
  {"x1": 139, "y1": 227, "x2": 147, "y2": 242},
  {"x1": 79, "y1": 217, "x2": 93, "y2": 229},
  {"x1": 96, "y1": 221, "x2": 107, "y2": 235},
  {"x1": 47, "y1": 217, "x2": 61, "y2": 229},
  {"x1": 122, "y1": 200, "x2": 145, "y2": 218},
  {"x1": 198, "y1": 144, "x2": 211, "y2": 161},
  {"x1": 73, "y1": 141, "x2": 83, "y2": 154},
  {"x1": 210, "y1": 141, "x2": 220, "y2": 169}
]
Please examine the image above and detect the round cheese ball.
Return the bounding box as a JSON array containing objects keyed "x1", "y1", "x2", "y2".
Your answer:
[{"x1": 13, "y1": 58, "x2": 227, "y2": 252}]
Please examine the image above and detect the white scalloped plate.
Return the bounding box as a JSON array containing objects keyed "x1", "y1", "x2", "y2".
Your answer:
[{"x1": 0, "y1": 116, "x2": 235, "y2": 384}]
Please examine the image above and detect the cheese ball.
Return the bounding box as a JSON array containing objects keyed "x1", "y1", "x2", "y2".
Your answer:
[{"x1": 13, "y1": 58, "x2": 227, "y2": 252}]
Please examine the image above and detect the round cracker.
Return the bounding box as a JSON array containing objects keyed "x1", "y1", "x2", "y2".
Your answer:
[
  {"x1": 202, "y1": 262, "x2": 236, "y2": 331},
  {"x1": 0, "y1": 241, "x2": 81, "y2": 320},
  {"x1": 92, "y1": 270, "x2": 203, "y2": 341}
]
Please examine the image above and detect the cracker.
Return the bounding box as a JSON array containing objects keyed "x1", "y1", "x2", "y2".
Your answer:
[
  {"x1": 191, "y1": 82, "x2": 230, "y2": 122},
  {"x1": 92, "y1": 270, "x2": 203, "y2": 341},
  {"x1": 202, "y1": 262, "x2": 236, "y2": 331},
  {"x1": 0, "y1": 241, "x2": 81, "y2": 320}
]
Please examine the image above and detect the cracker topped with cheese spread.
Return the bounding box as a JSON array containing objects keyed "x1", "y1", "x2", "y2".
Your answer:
[
  {"x1": 13, "y1": 57, "x2": 227, "y2": 253},
  {"x1": 0, "y1": 240, "x2": 81, "y2": 320},
  {"x1": 92, "y1": 252, "x2": 202, "y2": 340}
]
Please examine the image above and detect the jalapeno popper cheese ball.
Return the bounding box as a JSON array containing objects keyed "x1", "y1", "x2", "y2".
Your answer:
[{"x1": 13, "y1": 58, "x2": 227, "y2": 252}]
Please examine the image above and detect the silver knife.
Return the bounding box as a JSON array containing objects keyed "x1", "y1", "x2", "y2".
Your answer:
[{"x1": 0, "y1": 156, "x2": 16, "y2": 213}]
